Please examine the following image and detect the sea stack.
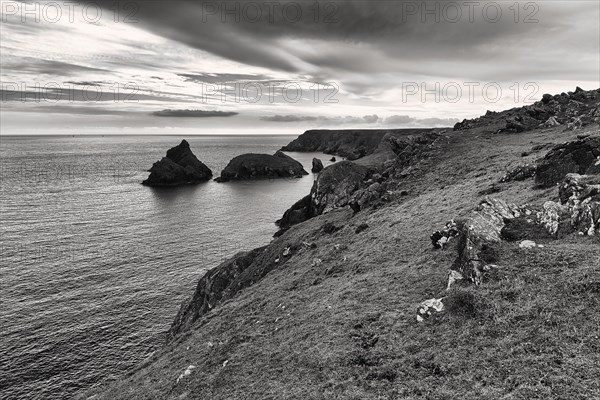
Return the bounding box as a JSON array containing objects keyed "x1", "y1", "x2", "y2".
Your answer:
[
  {"x1": 142, "y1": 139, "x2": 212, "y2": 186},
  {"x1": 215, "y1": 150, "x2": 308, "y2": 182},
  {"x1": 311, "y1": 157, "x2": 324, "y2": 173}
]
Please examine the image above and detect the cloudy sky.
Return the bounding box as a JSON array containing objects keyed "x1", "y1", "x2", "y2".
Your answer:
[{"x1": 1, "y1": 0, "x2": 598, "y2": 135}]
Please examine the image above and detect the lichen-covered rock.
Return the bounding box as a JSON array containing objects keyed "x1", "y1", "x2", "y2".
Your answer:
[
  {"x1": 450, "y1": 198, "x2": 523, "y2": 284},
  {"x1": 142, "y1": 140, "x2": 212, "y2": 186},
  {"x1": 535, "y1": 135, "x2": 600, "y2": 188},
  {"x1": 500, "y1": 164, "x2": 536, "y2": 182},
  {"x1": 416, "y1": 298, "x2": 444, "y2": 322}
]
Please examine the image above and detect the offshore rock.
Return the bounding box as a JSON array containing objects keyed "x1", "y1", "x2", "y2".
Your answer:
[
  {"x1": 142, "y1": 139, "x2": 212, "y2": 186},
  {"x1": 311, "y1": 157, "x2": 324, "y2": 173},
  {"x1": 216, "y1": 151, "x2": 307, "y2": 182}
]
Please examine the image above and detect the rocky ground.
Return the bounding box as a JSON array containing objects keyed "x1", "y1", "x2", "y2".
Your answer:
[{"x1": 88, "y1": 89, "x2": 599, "y2": 400}]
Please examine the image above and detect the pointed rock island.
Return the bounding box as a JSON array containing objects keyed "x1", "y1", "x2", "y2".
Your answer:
[
  {"x1": 142, "y1": 139, "x2": 212, "y2": 186},
  {"x1": 215, "y1": 151, "x2": 308, "y2": 182}
]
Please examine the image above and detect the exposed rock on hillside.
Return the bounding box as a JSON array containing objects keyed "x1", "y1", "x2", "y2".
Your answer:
[
  {"x1": 168, "y1": 247, "x2": 267, "y2": 340},
  {"x1": 311, "y1": 157, "x2": 324, "y2": 173},
  {"x1": 440, "y1": 168, "x2": 600, "y2": 290},
  {"x1": 535, "y1": 135, "x2": 600, "y2": 187},
  {"x1": 277, "y1": 130, "x2": 444, "y2": 233},
  {"x1": 142, "y1": 139, "x2": 212, "y2": 186},
  {"x1": 276, "y1": 161, "x2": 372, "y2": 232},
  {"x1": 215, "y1": 151, "x2": 307, "y2": 182},
  {"x1": 454, "y1": 87, "x2": 600, "y2": 133}
]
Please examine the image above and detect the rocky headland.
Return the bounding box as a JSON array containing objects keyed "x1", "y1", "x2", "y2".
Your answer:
[
  {"x1": 142, "y1": 139, "x2": 212, "y2": 186},
  {"x1": 215, "y1": 151, "x2": 307, "y2": 182},
  {"x1": 89, "y1": 88, "x2": 600, "y2": 400}
]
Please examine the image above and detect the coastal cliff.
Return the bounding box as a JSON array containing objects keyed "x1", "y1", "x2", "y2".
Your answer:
[
  {"x1": 280, "y1": 129, "x2": 390, "y2": 160},
  {"x1": 89, "y1": 88, "x2": 600, "y2": 400}
]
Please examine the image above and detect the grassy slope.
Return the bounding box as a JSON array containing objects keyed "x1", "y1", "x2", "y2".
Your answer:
[{"x1": 87, "y1": 123, "x2": 600, "y2": 400}]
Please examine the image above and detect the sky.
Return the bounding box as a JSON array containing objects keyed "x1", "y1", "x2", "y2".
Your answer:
[{"x1": 1, "y1": 0, "x2": 599, "y2": 135}]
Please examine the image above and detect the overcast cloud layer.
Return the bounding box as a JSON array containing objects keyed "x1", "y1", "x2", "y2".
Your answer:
[{"x1": 1, "y1": 0, "x2": 598, "y2": 134}]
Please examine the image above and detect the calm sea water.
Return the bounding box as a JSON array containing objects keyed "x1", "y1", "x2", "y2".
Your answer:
[{"x1": 0, "y1": 135, "x2": 331, "y2": 400}]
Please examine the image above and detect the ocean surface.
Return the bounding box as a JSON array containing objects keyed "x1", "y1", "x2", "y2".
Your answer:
[{"x1": 0, "y1": 135, "x2": 332, "y2": 400}]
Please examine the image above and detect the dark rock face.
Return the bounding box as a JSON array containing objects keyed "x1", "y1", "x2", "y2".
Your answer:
[
  {"x1": 535, "y1": 135, "x2": 600, "y2": 188},
  {"x1": 216, "y1": 151, "x2": 307, "y2": 182},
  {"x1": 142, "y1": 140, "x2": 212, "y2": 186},
  {"x1": 311, "y1": 157, "x2": 324, "y2": 173},
  {"x1": 500, "y1": 164, "x2": 536, "y2": 182},
  {"x1": 454, "y1": 88, "x2": 600, "y2": 133},
  {"x1": 276, "y1": 161, "x2": 372, "y2": 232},
  {"x1": 168, "y1": 246, "x2": 267, "y2": 340},
  {"x1": 281, "y1": 129, "x2": 390, "y2": 160},
  {"x1": 275, "y1": 194, "x2": 312, "y2": 234}
]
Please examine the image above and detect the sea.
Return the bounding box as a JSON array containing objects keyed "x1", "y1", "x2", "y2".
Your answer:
[{"x1": 0, "y1": 135, "x2": 332, "y2": 400}]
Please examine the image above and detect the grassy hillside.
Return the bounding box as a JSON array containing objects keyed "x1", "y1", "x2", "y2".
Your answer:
[{"x1": 85, "y1": 116, "x2": 599, "y2": 399}]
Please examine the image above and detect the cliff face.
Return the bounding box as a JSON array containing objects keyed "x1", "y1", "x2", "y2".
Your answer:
[
  {"x1": 281, "y1": 129, "x2": 389, "y2": 160},
  {"x1": 215, "y1": 151, "x2": 307, "y2": 182},
  {"x1": 142, "y1": 140, "x2": 212, "y2": 186},
  {"x1": 89, "y1": 89, "x2": 600, "y2": 400}
]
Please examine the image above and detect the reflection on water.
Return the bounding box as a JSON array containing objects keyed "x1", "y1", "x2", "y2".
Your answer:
[{"x1": 0, "y1": 135, "x2": 333, "y2": 400}]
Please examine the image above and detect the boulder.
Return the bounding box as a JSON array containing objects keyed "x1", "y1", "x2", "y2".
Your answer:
[
  {"x1": 330, "y1": 157, "x2": 337, "y2": 162},
  {"x1": 142, "y1": 139, "x2": 212, "y2": 186},
  {"x1": 216, "y1": 151, "x2": 307, "y2": 182},
  {"x1": 311, "y1": 157, "x2": 324, "y2": 173},
  {"x1": 543, "y1": 116, "x2": 561, "y2": 127},
  {"x1": 500, "y1": 164, "x2": 536, "y2": 182},
  {"x1": 450, "y1": 198, "x2": 523, "y2": 285},
  {"x1": 535, "y1": 135, "x2": 600, "y2": 187}
]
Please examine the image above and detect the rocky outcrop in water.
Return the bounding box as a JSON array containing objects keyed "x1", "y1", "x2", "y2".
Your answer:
[
  {"x1": 535, "y1": 135, "x2": 600, "y2": 187},
  {"x1": 142, "y1": 139, "x2": 212, "y2": 186},
  {"x1": 454, "y1": 87, "x2": 600, "y2": 133},
  {"x1": 311, "y1": 158, "x2": 324, "y2": 173},
  {"x1": 215, "y1": 151, "x2": 307, "y2": 182}
]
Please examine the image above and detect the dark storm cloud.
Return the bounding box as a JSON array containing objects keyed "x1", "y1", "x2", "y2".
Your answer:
[
  {"x1": 1, "y1": 58, "x2": 107, "y2": 76},
  {"x1": 179, "y1": 73, "x2": 272, "y2": 84},
  {"x1": 152, "y1": 109, "x2": 238, "y2": 117},
  {"x1": 384, "y1": 115, "x2": 459, "y2": 126},
  {"x1": 65, "y1": 81, "x2": 109, "y2": 86},
  {"x1": 261, "y1": 114, "x2": 380, "y2": 124},
  {"x1": 0, "y1": 87, "x2": 190, "y2": 103},
  {"x1": 88, "y1": 1, "x2": 599, "y2": 84}
]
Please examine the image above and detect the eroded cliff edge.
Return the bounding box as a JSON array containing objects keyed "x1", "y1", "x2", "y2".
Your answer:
[{"x1": 90, "y1": 88, "x2": 600, "y2": 400}]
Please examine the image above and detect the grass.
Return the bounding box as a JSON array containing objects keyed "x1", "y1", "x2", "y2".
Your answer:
[{"x1": 83, "y1": 123, "x2": 600, "y2": 400}]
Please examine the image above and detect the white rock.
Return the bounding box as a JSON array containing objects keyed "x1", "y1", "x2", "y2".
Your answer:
[
  {"x1": 519, "y1": 240, "x2": 537, "y2": 249},
  {"x1": 417, "y1": 298, "x2": 445, "y2": 322},
  {"x1": 176, "y1": 365, "x2": 196, "y2": 383}
]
